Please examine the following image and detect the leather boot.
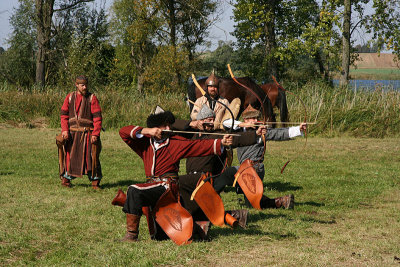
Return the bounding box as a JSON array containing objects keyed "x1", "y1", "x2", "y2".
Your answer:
[
  {"x1": 61, "y1": 177, "x2": 71, "y2": 188},
  {"x1": 121, "y1": 214, "x2": 140, "y2": 242},
  {"x1": 112, "y1": 189, "x2": 127, "y2": 206},
  {"x1": 226, "y1": 209, "x2": 249, "y2": 229},
  {"x1": 92, "y1": 180, "x2": 101, "y2": 190},
  {"x1": 275, "y1": 194, "x2": 294, "y2": 209}
]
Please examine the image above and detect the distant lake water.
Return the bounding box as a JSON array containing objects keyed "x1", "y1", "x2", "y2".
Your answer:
[{"x1": 333, "y1": 79, "x2": 400, "y2": 90}]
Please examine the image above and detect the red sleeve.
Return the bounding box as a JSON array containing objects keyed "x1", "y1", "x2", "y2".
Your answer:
[
  {"x1": 119, "y1": 125, "x2": 148, "y2": 158},
  {"x1": 91, "y1": 94, "x2": 102, "y2": 136},
  {"x1": 172, "y1": 136, "x2": 222, "y2": 160},
  {"x1": 60, "y1": 93, "x2": 70, "y2": 132}
]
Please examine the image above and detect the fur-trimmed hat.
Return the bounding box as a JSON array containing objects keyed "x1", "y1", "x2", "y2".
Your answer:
[
  {"x1": 205, "y1": 71, "x2": 219, "y2": 88},
  {"x1": 242, "y1": 104, "x2": 260, "y2": 119},
  {"x1": 197, "y1": 104, "x2": 215, "y2": 120},
  {"x1": 75, "y1": 75, "x2": 88, "y2": 84},
  {"x1": 146, "y1": 106, "x2": 175, "y2": 128}
]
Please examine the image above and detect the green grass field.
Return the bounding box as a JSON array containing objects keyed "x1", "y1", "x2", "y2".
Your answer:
[
  {"x1": 1, "y1": 128, "x2": 400, "y2": 266},
  {"x1": 349, "y1": 68, "x2": 400, "y2": 80}
]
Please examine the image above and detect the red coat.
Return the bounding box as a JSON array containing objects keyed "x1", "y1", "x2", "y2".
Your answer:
[{"x1": 119, "y1": 125, "x2": 223, "y2": 177}]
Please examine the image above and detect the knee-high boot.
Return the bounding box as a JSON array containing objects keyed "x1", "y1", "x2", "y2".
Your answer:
[{"x1": 121, "y1": 214, "x2": 140, "y2": 242}]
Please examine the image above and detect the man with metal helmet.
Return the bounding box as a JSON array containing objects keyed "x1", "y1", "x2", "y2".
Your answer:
[{"x1": 190, "y1": 71, "x2": 229, "y2": 129}]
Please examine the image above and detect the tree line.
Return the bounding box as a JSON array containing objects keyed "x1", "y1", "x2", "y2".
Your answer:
[{"x1": 1, "y1": 0, "x2": 399, "y2": 92}]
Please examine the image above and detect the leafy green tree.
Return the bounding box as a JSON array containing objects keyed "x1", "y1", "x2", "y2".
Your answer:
[
  {"x1": 58, "y1": 5, "x2": 114, "y2": 88},
  {"x1": 110, "y1": 0, "x2": 218, "y2": 93},
  {"x1": 366, "y1": 0, "x2": 400, "y2": 60},
  {"x1": 143, "y1": 45, "x2": 190, "y2": 93},
  {"x1": 199, "y1": 41, "x2": 239, "y2": 77},
  {"x1": 232, "y1": 0, "x2": 323, "y2": 81},
  {"x1": 0, "y1": 0, "x2": 36, "y2": 86},
  {"x1": 110, "y1": 0, "x2": 159, "y2": 93},
  {"x1": 153, "y1": 0, "x2": 219, "y2": 88},
  {"x1": 179, "y1": 0, "x2": 218, "y2": 62},
  {"x1": 34, "y1": 0, "x2": 95, "y2": 86}
]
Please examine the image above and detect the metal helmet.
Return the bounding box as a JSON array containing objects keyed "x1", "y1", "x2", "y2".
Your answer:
[{"x1": 205, "y1": 71, "x2": 219, "y2": 88}]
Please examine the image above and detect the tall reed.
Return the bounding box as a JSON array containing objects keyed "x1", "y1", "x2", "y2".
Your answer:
[
  {"x1": 284, "y1": 81, "x2": 400, "y2": 137},
  {"x1": 1, "y1": 82, "x2": 399, "y2": 137}
]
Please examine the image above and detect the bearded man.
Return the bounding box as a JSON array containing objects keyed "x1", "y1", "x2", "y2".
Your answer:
[{"x1": 190, "y1": 71, "x2": 229, "y2": 129}]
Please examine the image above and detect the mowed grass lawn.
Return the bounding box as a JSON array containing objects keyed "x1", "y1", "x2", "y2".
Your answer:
[{"x1": 1, "y1": 127, "x2": 400, "y2": 266}]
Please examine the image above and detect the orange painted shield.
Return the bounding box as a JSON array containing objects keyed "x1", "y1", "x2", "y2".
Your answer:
[
  {"x1": 193, "y1": 177, "x2": 226, "y2": 227},
  {"x1": 235, "y1": 159, "x2": 264, "y2": 210},
  {"x1": 154, "y1": 189, "x2": 193, "y2": 245}
]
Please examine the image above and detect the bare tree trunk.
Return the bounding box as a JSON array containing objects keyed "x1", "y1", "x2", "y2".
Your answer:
[
  {"x1": 264, "y1": 0, "x2": 278, "y2": 80},
  {"x1": 340, "y1": 0, "x2": 351, "y2": 87},
  {"x1": 35, "y1": 0, "x2": 54, "y2": 86}
]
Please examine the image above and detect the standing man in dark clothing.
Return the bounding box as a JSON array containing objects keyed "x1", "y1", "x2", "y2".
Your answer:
[{"x1": 58, "y1": 75, "x2": 102, "y2": 189}]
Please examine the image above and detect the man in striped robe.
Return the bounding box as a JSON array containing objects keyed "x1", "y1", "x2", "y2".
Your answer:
[{"x1": 59, "y1": 76, "x2": 102, "y2": 189}]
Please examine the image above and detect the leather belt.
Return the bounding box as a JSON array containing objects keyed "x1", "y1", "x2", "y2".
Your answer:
[
  {"x1": 70, "y1": 127, "x2": 94, "y2": 132},
  {"x1": 146, "y1": 173, "x2": 178, "y2": 183}
]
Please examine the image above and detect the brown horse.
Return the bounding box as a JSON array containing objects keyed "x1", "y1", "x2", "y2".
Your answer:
[
  {"x1": 259, "y1": 83, "x2": 289, "y2": 126},
  {"x1": 188, "y1": 76, "x2": 274, "y2": 122}
]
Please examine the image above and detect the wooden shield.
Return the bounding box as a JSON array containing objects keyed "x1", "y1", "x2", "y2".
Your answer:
[
  {"x1": 154, "y1": 189, "x2": 193, "y2": 245},
  {"x1": 193, "y1": 177, "x2": 226, "y2": 227},
  {"x1": 234, "y1": 159, "x2": 264, "y2": 210}
]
